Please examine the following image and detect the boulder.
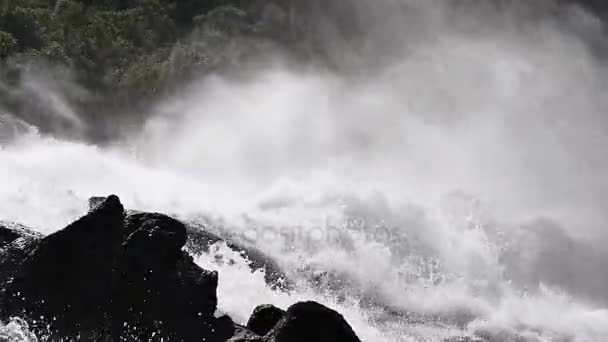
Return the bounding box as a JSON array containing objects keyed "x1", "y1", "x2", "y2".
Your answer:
[
  {"x1": 246, "y1": 304, "x2": 285, "y2": 336},
  {"x1": 0, "y1": 195, "x2": 230, "y2": 341},
  {"x1": 0, "y1": 222, "x2": 42, "y2": 286},
  {"x1": 228, "y1": 324, "x2": 265, "y2": 342},
  {"x1": 268, "y1": 301, "x2": 361, "y2": 342},
  {"x1": 87, "y1": 196, "x2": 107, "y2": 211},
  {"x1": 0, "y1": 197, "x2": 363, "y2": 342},
  {"x1": 0, "y1": 222, "x2": 41, "y2": 249},
  {"x1": 233, "y1": 301, "x2": 362, "y2": 342},
  {"x1": 113, "y1": 211, "x2": 229, "y2": 341},
  {"x1": 122, "y1": 211, "x2": 289, "y2": 290}
]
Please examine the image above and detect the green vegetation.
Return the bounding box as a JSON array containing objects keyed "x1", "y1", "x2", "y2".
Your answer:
[
  {"x1": 0, "y1": 0, "x2": 302, "y2": 100},
  {"x1": 0, "y1": 0, "x2": 361, "y2": 139}
]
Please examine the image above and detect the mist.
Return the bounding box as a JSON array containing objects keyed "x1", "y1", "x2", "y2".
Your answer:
[{"x1": 2, "y1": 0, "x2": 608, "y2": 340}]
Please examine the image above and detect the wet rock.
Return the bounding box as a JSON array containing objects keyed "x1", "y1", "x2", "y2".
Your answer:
[
  {"x1": 113, "y1": 212, "x2": 225, "y2": 341},
  {"x1": 0, "y1": 196, "x2": 362, "y2": 342},
  {"x1": 229, "y1": 324, "x2": 265, "y2": 342},
  {"x1": 268, "y1": 301, "x2": 361, "y2": 342},
  {"x1": 0, "y1": 222, "x2": 42, "y2": 296},
  {"x1": 0, "y1": 195, "x2": 229, "y2": 341},
  {"x1": 0, "y1": 237, "x2": 40, "y2": 288},
  {"x1": 87, "y1": 196, "x2": 107, "y2": 211},
  {"x1": 185, "y1": 222, "x2": 290, "y2": 291},
  {"x1": 217, "y1": 315, "x2": 238, "y2": 340},
  {"x1": 2, "y1": 195, "x2": 124, "y2": 338},
  {"x1": 123, "y1": 212, "x2": 188, "y2": 260},
  {"x1": 117, "y1": 204, "x2": 289, "y2": 290},
  {"x1": 0, "y1": 222, "x2": 41, "y2": 249},
  {"x1": 246, "y1": 304, "x2": 285, "y2": 336}
]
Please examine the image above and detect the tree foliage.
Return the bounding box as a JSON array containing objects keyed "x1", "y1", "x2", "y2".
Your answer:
[
  {"x1": 0, "y1": 31, "x2": 17, "y2": 57},
  {"x1": 0, "y1": 0, "x2": 340, "y2": 141},
  {"x1": 0, "y1": 0, "x2": 290, "y2": 99}
]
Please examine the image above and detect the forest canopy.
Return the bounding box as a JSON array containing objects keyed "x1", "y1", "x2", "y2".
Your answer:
[
  {"x1": 0, "y1": 0, "x2": 303, "y2": 96},
  {"x1": 0, "y1": 0, "x2": 603, "y2": 140},
  {"x1": 0, "y1": 0, "x2": 377, "y2": 140}
]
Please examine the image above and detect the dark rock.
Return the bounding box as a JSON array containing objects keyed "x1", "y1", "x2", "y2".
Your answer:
[
  {"x1": 246, "y1": 304, "x2": 286, "y2": 336},
  {"x1": 0, "y1": 237, "x2": 40, "y2": 286},
  {"x1": 186, "y1": 222, "x2": 290, "y2": 291},
  {"x1": 217, "y1": 315, "x2": 238, "y2": 340},
  {"x1": 0, "y1": 195, "x2": 229, "y2": 341},
  {"x1": 2, "y1": 195, "x2": 124, "y2": 338},
  {"x1": 88, "y1": 196, "x2": 107, "y2": 211},
  {"x1": 113, "y1": 212, "x2": 225, "y2": 341},
  {"x1": 268, "y1": 301, "x2": 361, "y2": 342},
  {"x1": 0, "y1": 222, "x2": 42, "y2": 298},
  {"x1": 184, "y1": 222, "x2": 225, "y2": 255},
  {"x1": 123, "y1": 209, "x2": 289, "y2": 290},
  {"x1": 0, "y1": 221, "x2": 41, "y2": 249},
  {"x1": 123, "y1": 212, "x2": 188, "y2": 262},
  {"x1": 229, "y1": 324, "x2": 265, "y2": 342},
  {"x1": 0, "y1": 228, "x2": 20, "y2": 248},
  {"x1": 0, "y1": 196, "x2": 363, "y2": 342}
]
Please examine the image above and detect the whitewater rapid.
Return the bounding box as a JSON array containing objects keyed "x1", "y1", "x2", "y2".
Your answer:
[
  {"x1": 4, "y1": 1, "x2": 608, "y2": 340},
  {"x1": 2, "y1": 70, "x2": 608, "y2": 340}
]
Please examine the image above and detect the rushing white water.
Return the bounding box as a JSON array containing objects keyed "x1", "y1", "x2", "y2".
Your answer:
[{"x1": 3, "y1": 1, "x2": 608, "y2": 341}]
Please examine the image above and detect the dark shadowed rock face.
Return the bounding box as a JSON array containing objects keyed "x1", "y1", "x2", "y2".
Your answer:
[
  {"x1": 2, "y1": 195, "x2": 124, "y2": 338},
  {"x1": 0, "y1": 196, "x2": 231, "y2": 341},
  {"x1": 0, "y1": 197, "x2": 363, "y2": 342},
  {"x1": 185, "y1": 222, "x2": 290, "y2": 291},
  {"x1": 123, "y1": 212, "x2": 289, "y2": 291},
  {"x1": 114, "y1": 212, "x2": 230, "y2": 341},
  {"x1": 123, "y1": 212, "x2": 188, "y2": 266},
  {"x1": 269, "y1": 301, "x2": 362, "y2": 342},
  {"x1": 88, "y1": 196, "x2": 108, "y2": 212},
  {"x1": 228, "y1": 324, "x2": 265, "y2": 342},
  {"x1": 246, "y1": 304, "x2": 286, "y2": 336},
  {"x1": 232, "y1": 301, "x2": 362, "y2": 342},
  {"x1": 0, "y1": 222, "x2": 42, "y2": 287}
]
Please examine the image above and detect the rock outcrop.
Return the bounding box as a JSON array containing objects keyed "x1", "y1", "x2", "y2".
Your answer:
[
  {"x1": 0, "y1": 222, "x2": 42, "y2": 287},
  {"x1": 121, "y1": 209, "x2": 289, "y2": 291},
  {"x1": 184, "y1": 222, "x2": 289, "y2": 290},
  {"x1": 0, "y1": 195, "x2": 363, "y2": 342},
  {"x1": 230, "y1": 302, "x2": 361, "y2": 342},
  {"x1": 246, "y1": 304, "x2": 286, "y2": 336},
  {"x1": 2, "y1": 195, "x2": 125, "y2": 338},
  {"x1": 0, "y1": 196, "x2": 232, "y2": 341},
  {"x1": 114, "y1": 211, "x2": 230, "y2": 341},
  {"x1": 229, "y1": 324, "x2": 265, "y2": 342},
  {"x1": 268, "y1": 301, "x2": 361, "y2": 342}
]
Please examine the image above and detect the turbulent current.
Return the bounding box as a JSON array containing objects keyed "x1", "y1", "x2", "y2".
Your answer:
[{"x1": 3, "y1": 1, "x2": 608, "y2": 341}]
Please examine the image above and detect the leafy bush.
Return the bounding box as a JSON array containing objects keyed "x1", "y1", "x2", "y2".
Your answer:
[{"x1": 0, "y1": 31, "x2": 17, "y2": 57}]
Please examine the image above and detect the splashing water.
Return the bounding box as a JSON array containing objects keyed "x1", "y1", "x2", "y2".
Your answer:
[
  {"x1": 3, "y1": 1, "x2": 608, "y2": 341},
  {"x1": 0, "y1": 318, "x2": 37, "y2": 342}
]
